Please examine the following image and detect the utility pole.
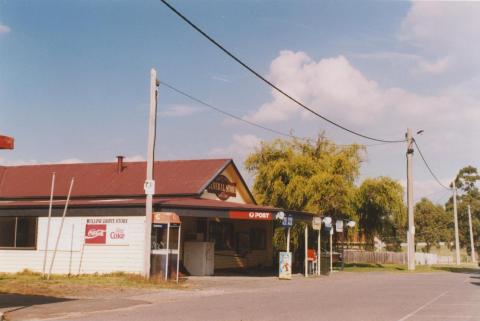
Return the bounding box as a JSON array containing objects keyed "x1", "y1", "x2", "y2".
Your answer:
[
  {"x1": 143, "y1": 68, "x2": 159, "y2": 277},
  {"x1": 453, "y1": 185, "x2": 461, "y2": 265},
  {"x1": 406, "y1": 128, "x2": 415, "y2": 270},
  {"x1": 468, "y1": 205, "x2": 476, "y2": 264}
]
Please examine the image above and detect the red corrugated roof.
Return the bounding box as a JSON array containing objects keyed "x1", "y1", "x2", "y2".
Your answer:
[{"x1": 0, "y1": 159, "x2": 231, "y2": 199}]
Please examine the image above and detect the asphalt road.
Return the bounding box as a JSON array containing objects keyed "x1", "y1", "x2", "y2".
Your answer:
[{"x1": 13, "y1": 270, "x2": 480, "y2": 321}]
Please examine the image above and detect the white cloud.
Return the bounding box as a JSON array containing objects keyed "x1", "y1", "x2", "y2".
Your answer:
[
  {"x1": 209, "y1": 134, "x2": 261, "y2": 158},
  {"x1": 416, "y1": 57, "x2": 450, "y2": 74},
  {"x1": 158, "y1": 104, "x2": 202, "y2": 118},
  {"x1": 244, "y1": 50, "x2": 472, "y2": 129},
  {"x1": 0, "y1": 24, "x2": 10, "y2": 34},
  {"x1": 245, "y1": 51, "x2": 386, "y2": 125},
  {"x1": 351, "y1": 51, "x2": 420, "y2": 61},
  {"x1": 0, "y1": 158, "x2": 38, "y2": 166},
  {"x1": 124, "y1": 155, "x2": 145, "y2": 162},
  {"x1": 400, "y1": 1, "x2": 480, "y2": 74},
  {"x1": 58, "y1": 158, "x2": 83, "y2": 164}
]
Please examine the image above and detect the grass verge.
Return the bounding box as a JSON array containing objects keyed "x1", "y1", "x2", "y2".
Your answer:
[
  {"x1": 0, "y1": 269, "x2": 187, "y2": 299},
  {"x1": 342, "y1": 263, "x2": 479, "y2": 273}
]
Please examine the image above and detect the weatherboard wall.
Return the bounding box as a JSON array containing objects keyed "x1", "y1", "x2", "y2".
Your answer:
[{"x1": 0, "y1": 216, "x2": 145, "y2": 274}]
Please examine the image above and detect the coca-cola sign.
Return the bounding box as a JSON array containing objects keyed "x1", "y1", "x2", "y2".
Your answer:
[
  {"x1": 84, "y1": 218, "x2": 129, "y2": 245},
  {"x1": 85, "y1": 224, "x2": 107, "y2": 244}
]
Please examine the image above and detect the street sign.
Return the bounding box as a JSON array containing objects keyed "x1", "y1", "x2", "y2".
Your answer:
[
  {"x1": 282, "y1": 214, "x2": 293, "y2": 227},
  {"x1": 279, "y1": 251, "x2": 292, "y2": 280},
  {"x1": 144, "y1": 180, "x2": 155, "y2": 195},
  {"x1": 312, "y1": 217, "x2": 322, "y2": 230},
  {"x1": 336, "y1": 220, "x2": 344, "y2": 233}
]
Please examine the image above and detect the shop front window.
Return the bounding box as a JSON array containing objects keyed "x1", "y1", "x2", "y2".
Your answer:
[{"x1": 0, "y1": 216, "x2": 37, "y2": 249}]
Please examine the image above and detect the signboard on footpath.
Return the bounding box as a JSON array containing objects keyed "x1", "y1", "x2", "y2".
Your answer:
[
  {"x1": 279, "y1": 251, "x2": 292, "y2": 280},
  {"x1": 84, "y1": 218, "x2": 128, "y2": 245}
]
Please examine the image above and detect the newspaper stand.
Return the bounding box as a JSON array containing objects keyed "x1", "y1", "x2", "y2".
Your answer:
[{"x1": 151, "y1": 212, "x2": 182, "y2": 282}]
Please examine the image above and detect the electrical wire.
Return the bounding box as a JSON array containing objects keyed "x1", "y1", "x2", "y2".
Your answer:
[
  {"x1": 159, "y1": 0, "x2": 406, "y2": 144},
  {"x1": 159, "y1": 80, "x2": 401, "y2": 149},
  {"x1": 159, "y1": 81, "x2": 304, "y2": 141},
  {"x1": 413, "y1": 139, "x2": 452, "y2": 191}
]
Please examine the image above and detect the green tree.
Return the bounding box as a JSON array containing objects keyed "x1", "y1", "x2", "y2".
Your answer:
[
  {"x1": 245, "y1": 134, "x2": 363, "y2": 253},
  {"x1": 245, "y1": 135, "x2": 363, "y2": 217},
  {"x1": 415, "y1": 198, "x2": 452, "y2": 252},
  {"x1": 355, "y1": 177, "x2": 406, "y2": 248},
  {"x1": 446, "y1": 166, "x2": 480, "y2": 254}
]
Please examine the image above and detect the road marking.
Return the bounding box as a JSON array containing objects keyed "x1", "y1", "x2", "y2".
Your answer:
[{"x1": 397, "y1": 291, "x2": 448, "y2": 321}]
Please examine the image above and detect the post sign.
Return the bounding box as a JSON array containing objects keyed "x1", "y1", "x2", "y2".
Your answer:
[
  {"x1": 229, "y1": 211, "x2": 272, "y2": 220},
  {"x1": 84, "y1": 218, "x2": 128, "y2": 245},
  {"x1": 279, "y1": 251, "x2": 292, "y2": 280},
  {"x1": 312, "y1": 217, "x2": 322, "y2": 230},
  {"x1": 282, "y1": 214, "x2": 293, "y2": 227},
  {"x1": 336, "y1": 220, "x2": 344, "y2": 233}
]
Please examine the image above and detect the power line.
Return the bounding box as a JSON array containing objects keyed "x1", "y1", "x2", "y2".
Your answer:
[
  {"x1": 159, "y1": 81, "x2": 303, "y2": 141},
  {"x1": 159, "y1": 80, "x2": 401, "y2": 149},
  {"x1": 159, "y1": 0, "x2": 406, "y2": 144},
  {"x1": 413, "y1": 139, "x2": 451, "y2": 191}
]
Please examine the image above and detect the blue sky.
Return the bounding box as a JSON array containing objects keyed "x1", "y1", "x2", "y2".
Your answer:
[{"x1": 1, "y1": 1, "x2": 480, "y2": 203}]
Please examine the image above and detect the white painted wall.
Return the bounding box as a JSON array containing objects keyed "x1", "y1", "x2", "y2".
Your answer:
[{"x1": 0, "y1": 216, "x2": 145, "y2": 274}]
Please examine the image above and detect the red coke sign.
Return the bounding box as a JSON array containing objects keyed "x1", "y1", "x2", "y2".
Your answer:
[{"x1": 85, "y1": 224, "x2": 107, "y2": 244}]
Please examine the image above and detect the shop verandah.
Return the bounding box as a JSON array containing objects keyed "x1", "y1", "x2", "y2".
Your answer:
[{"x1": 150, "y1": 199, "x2": 331, "y2": 278}]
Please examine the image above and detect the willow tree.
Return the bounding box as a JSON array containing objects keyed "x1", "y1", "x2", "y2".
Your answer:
[
  {"x1": 245, "y1": 135, "x2": 363, "y2": 254},
  {"x1": 355, "y1": 177, "x2": 406, "y2": 249}
]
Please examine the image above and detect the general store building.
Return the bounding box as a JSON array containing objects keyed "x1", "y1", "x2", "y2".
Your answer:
[{"x1": 0, "y1": 158, "x2": 310, "y2": 276}]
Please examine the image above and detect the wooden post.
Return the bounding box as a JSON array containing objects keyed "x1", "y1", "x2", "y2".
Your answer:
[{"x1": 48, "y1": 178, "x2": 74, "y2": 280}]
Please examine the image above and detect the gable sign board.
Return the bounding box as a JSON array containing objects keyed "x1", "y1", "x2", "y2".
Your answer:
[
  {"x1": 207, "y1": 175, "x2": 236, "y2": 201},
  {"x1": 229, "y1": 211, "x2": 272, "y2": 221}
]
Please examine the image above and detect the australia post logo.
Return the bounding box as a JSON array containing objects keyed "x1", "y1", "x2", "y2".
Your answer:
[{"x1": 85, "y1": 224, "x2": 107, "y2": 244}]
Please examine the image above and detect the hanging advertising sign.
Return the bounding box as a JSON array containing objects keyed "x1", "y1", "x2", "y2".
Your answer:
[
  {"x1": 312, "y1": 217, "x2": 322, "y2": 230},
  {"x1": 0, "y1": 135, "x2": 14, "y2": 150},
  {"x1": 336, "y1": 220, "x2": 344, "y2": 233},
  {"x1": 279, "y1": 251, "x2": 292, "y2": 280},
  {"x1": 229, "y1": 211, "x2": 272, "y2": 220},
  {"x1": 84, "y1": 218, "x2": 128, "y2": 245}
]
